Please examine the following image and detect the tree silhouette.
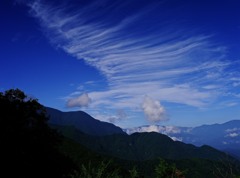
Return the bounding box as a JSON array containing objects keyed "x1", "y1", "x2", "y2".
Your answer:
[{"x1": 0, "y1": 88, "x2": 75, "y2": 178}]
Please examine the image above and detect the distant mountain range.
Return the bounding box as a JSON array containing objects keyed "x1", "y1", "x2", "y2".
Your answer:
[
  {"x1": 125, "y1": 120, "x2": 240, "y2": 158},
  {"x1": 45, "y1": 107, "x2": 238, "y2": 162}
]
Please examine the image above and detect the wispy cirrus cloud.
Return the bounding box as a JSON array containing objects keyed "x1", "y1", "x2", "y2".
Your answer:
[{"x1": 26, "y1": 0, "x2": 239, "y2": 124}]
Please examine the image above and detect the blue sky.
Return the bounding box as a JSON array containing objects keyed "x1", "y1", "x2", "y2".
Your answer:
[{"x1": 1, "y1": 0, "x2": 240, "y2": 128}]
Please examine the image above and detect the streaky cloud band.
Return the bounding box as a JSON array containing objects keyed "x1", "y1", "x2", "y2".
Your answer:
[{"x1": 26, "y1": 0, "x2": 239, "y2": 124}]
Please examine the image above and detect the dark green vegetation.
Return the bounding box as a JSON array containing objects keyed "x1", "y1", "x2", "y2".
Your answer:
[
  {"x1": 58, "y1": 127, "x2": 233, "y2": 161},
  {"x1": 55, "y1": 125, "x2": 240, "y2": 178},
  {"x1": 0, "y1": 89, "x2": 76, "y2": 178},
  {"x1": 1, "y1": 88, "x2": 240, "y2": 178},
  {"x1": 59, "y1": 128, "x2": 232, "y2": 161}
]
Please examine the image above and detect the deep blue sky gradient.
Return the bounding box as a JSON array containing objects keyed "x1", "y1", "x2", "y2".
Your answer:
[{"x1": 1, "y1": 0, "x2": 240, "y2": 128}]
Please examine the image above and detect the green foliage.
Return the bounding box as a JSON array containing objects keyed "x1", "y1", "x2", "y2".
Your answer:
[
  {"x1": 67, "y1": 158, "x2": 187, "y2": 178},
  {"x1": 212, "y1": 158, "x2": 240, "y2": 178},
  {"x1": 69, "y1": 161, "x2": 121, "y2": 178},
  {"x1": 155, "y1": 158, "x2": 185, "y2": 178},
  {"x1": 129, "y1": 166, "x2": 139, "y2": 178}
]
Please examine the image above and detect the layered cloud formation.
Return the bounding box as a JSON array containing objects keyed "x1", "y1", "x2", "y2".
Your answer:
[{"x1": 23, "y1": 0, "x2": 240, "y2": 125}]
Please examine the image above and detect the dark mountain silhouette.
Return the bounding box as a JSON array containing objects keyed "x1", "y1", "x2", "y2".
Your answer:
[
  {"x1": 59, "y1": 133, "x2": 240, "y2": 178},
  {"x1": 54, "y1": 124, "x2": 233, "y2": 162},
  {"x1": 46, "y1": 107, "x2": 125, "y2": 136},
  {"x1": 46, "y1": 107, "x2": 237, "y2": 162},
  {"x1": 2, "y1": 89, "x2": 240, "y2": 178}
]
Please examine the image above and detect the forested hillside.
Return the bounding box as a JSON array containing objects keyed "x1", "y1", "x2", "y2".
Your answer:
[{"x1": 1, "y1": 89, "x2": 240, "y2": 178}]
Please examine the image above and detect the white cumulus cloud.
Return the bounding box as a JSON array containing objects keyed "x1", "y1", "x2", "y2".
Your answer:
[
  {"x1": 67, "y1": 93, "x2": 91, "y2": 108},
  {"x1": 142, "y1": 95, "x2": 167, "y2": 122}
]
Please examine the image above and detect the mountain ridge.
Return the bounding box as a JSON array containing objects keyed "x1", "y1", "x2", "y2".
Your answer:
[
  {"x1": 125, "y1": 120, "x2": 240, "y2": 158},
  {"x1": 46, "y1": 107, "x2": 125, "y2": 136},
  {"x1": 53, "y1": 124, "x2": 234, "y2": 162},
  {"x1": 45, "y1": 106, "x2": 240, "y2": 160}
]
